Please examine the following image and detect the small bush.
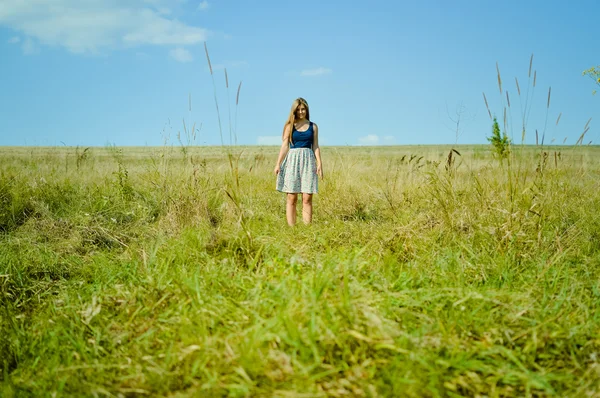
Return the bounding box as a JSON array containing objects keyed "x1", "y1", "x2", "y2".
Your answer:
[{"x1": 488, "y1": 117, "x2": 510, "y2": 160}]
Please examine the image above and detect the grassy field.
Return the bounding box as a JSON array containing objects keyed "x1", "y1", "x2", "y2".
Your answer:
[{"x1": 1, "y1": 144, "x2": 599, "y2": 397}]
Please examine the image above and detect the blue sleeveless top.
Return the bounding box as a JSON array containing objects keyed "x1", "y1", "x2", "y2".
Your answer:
[{"x1": 290, "y1": 122, "x2": 314, "y2": 149}]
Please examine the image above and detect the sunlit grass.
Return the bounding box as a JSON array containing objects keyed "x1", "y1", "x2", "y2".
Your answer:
[{"x1": 1, "y1": 144, "x2": 600, "y2": 397}]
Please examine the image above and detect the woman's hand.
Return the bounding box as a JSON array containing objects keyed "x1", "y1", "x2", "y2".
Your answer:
[
  {"x1": 274, "y1": 165, "x2": 281, "y2": 175},
  {"x1": 317, "y1": 164, "x2": 323, "y2": 180}
]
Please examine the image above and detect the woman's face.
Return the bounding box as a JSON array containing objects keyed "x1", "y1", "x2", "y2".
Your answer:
[{"x1": 295, "y1": 104, "x2": 307, "y2": 120}]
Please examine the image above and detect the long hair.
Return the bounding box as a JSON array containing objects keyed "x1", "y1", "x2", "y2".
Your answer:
[{"x1": 282, "y1": 97, "x2": 310, "y2": 145}]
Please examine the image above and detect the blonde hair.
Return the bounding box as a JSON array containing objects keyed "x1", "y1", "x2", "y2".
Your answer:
[{"x1": 282, "y1": 97, "x2": 310, "y2": 145}]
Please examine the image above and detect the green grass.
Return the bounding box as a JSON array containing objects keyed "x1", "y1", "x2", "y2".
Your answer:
[{"x1": 1, "y1": 144, "x2": 600, "y2": 397}]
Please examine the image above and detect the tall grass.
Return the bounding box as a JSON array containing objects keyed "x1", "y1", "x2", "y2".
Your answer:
[{"x1": 1, "y1": 144, "x2": 600, "y2": 397}]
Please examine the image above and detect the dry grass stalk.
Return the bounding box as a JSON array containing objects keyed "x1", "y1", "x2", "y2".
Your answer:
[
  {"x1": 204, "y1": 42, "x2": 213, "y2": 75},
  {"x1": 482, "y1": 92, "x2": 492, "y2": 120},
  {"x1": 515, "y1": 77, "x2": 521, "y2": 96},
  {"x1": 529, "y1": 54, "x2": 533, "y2": 78},
  {"x1": 556, "y1": 113, "x2": 562, "y2": 126},
  {"x1": 547, "y1": 87, "x2": 551, "y2": 109},
  {"x1": 224, "y1": 68, "x2": 229, "y2": 89},
  {"x1": 533, "y1": 71, "x2": 537, "y2": 87},
  {"x1": 576, "y1": 127, "x2": 590, "y2": 146},
  {"x1": 236, "y1": 82, "x2": 242, "y2": 106},
  {"x1": 445, "y1": 148, "x2": 460, "y2": 172},
  {"x1": 496, "y1": 62, "x2": 502, "y2": 94},
  {"x1": 446, "y1": 150, "x2": 453, "y2": 171},
  {"x1": 234, "y1": 81, "x2": 242, "y2": 144},
  {"x1": 506, "y1": 91, "x2": 511, "y2": 108}
]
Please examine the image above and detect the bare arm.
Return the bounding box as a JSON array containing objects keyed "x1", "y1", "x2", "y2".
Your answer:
[
  {"x1": 274, "y1": 124, "x2": 291, "y2": 174},
  {"x1": 313, "y1": 123, "x2": 323, "y2": 179}
]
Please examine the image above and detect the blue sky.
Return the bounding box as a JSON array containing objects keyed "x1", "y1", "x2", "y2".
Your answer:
[{"x1": 1, "y1": 0, "x2": 599, "y2": 146}]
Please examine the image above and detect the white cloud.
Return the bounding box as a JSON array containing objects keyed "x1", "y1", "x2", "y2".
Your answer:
[
  {"x1": 7, "y1": 36, "x2": 20, "y2": 43},
  {"x1": 169, "y1": 47, "x2": 192, "y2": 62},
  {"x1": 359, "y1": 134, "x2": 379, "y2": 145},
  {"x1": 300, "y1": 67, "x2": 332, "y2": 77},
  {"x1": 257, "y1": 136, "x2": 282, "y2": 145},
  {"x1": 0, "y1": 0, "x2": 209, "y2": 54},
  {"x1": 198, "y1": 1, "x2": 210, "y2": 11}
]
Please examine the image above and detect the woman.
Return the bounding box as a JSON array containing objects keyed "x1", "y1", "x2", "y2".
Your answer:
[{"x1": 274, "y1": 97, "x2": 323, "y2": 226}]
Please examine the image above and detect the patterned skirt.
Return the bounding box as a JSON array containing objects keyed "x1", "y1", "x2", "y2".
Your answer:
[{"x1": 276, "y1": 148, "x2": 318, "y2": 194}]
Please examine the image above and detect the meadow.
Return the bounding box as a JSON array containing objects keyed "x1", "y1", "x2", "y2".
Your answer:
[{"x1": 1, "y1": 143, "x2": 599, "y2": 397}]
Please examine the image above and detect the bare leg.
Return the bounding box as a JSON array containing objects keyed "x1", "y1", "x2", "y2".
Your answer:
[
  {"x1": 302, "y1": 193, "x2": 313, "y2": 224},
  {"x1": 286, "y1": 193, "x2": 298, "y2": 226}
]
